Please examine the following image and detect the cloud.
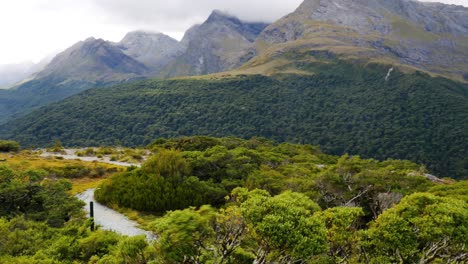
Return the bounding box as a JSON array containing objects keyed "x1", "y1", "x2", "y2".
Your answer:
[
  {"x1": 90, "y1": 0, "x2": 303, "y2": 32},
  {"x1": 422, "y1": 0, "x2": 468, "y2": 5},
  {"x1": 89, "y1": 0, "x2": 467, "y2": 35},
  {"x1": 0, "y1": 0, "x2": 465, "y2": 64}
]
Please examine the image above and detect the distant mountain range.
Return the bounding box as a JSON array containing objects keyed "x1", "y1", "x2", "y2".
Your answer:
[
  {"x1": 0, "y1": 0, "x2": 467, "y2": 179},
  {"x1": 237, "y1": 0, "x2": 468, "y2": 79},
  {"x1": 1, "y1": 1, "x2": 467, "y2": 123},
  {"x1": 0, "y1": 58, "x2": 51, "y2": 89},
  {"x1": 0, "y1": 10, "x2": 269, "y2": 123}
]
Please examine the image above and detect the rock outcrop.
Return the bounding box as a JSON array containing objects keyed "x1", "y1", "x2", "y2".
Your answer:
[
  {"x1": 117, "y1": 31, "x2": 184, "y2": 74},
  {"x1": 161, "y1": 10, "x2": 269, "y2": 77}
]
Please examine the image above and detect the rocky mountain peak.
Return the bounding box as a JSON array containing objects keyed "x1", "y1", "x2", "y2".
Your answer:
[
  {"x1": 295, "y1": 0, "x2": 468, "y2": 35},
  {"x1": 254, "y1": 0, "x2": 468, "y2": 81},
  {"x1": 117, "y1": 30, "x2": 183, "y2": 72},
  {"x1": 78, "y1": 38, "x2": 115, "y2": 57},
  {"x1": 180, "y1": 24, "x2": 202, "y2": 48},
  {"x1": 37, "y1": 37, "x2": 148, "y2": 81},
  {"x1": 84, "y1": 36, "x2": 97, "y2": 42},
  {"x1": 204, "y1": 10, "x2": 269, "y2": 42},
  {"x1": 294, "y1": 0, "x2": 404, "y2": 34},
  {"x1": 120, "y1": 31, "x2": 166, "y2": 46},
  {"x1": 206, "y1": 10, "x2": 241, "y2": 25},
  {"x1": 162, "y1": 10, "x2": 269, "y2": 77}
]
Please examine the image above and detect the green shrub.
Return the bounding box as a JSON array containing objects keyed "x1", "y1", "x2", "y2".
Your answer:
[
  {"x1": 0, "y1": 140, "x2": 20, "y2": 152},
  {"x1": 84, "y1": 148, "x2": 95, "y2": 156}
]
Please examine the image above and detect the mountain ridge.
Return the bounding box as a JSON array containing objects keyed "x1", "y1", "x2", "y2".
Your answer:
[
  {"x1": 248, "y1": 0, "x2": 468, "y2": 81},
  {"x1": 37, "y1": 37, "x2": 149, "y2": 82},
  {"x1": 159, "y1": 10, "x2": 269, "y2": 77},
  {"x1": 0, "y1": 11, "x2": 267, "y2": 123},
  {"x1": 116, "y1": 31, "x2": 184, "y2": 74}
]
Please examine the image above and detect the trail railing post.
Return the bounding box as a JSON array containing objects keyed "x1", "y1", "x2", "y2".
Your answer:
[{"x1": 90, "y1": 201, "x2": 95, "y2": 231}]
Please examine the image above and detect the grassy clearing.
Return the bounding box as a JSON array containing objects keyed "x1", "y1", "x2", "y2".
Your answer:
[
  {"x1": 0, "y1": 151, "x2": 125, "y2": 194},
  {"x1": 75, "y1": 147, "x2": 149, "y2": 164},
  {"x1": 0, "y1": 151, "x2": 121, "y2": 172},
  {"x1": 1, "y1": 150, "x2": 161, "y2": 227},
  {"x1": 69, "y1": 177, "x2": 108, "y2": 195}
]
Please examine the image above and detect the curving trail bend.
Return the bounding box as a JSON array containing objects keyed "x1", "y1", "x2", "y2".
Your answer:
[{"x1": 77, "y1": 188, "x2": 156, "y2": 241}]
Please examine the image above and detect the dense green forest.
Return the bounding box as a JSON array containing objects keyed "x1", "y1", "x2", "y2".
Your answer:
[
  {"x1": 1, "y1": 137, "x2": 467, "y2": 263},
  {"x1": 150, "y1": 185, "x2": 467, "y2": 263},
  {"x1": 0, "y1": 164, "x2": 156, "y2": 264},
  {"x1": 95, "y1": 137, "x2": 467, "y2": 263},
  {"x1": 95, "y1": 137, "x2": 433, "y2": 218},
  {"x1": 0, "y1": 75, "x2": 134, "y2": 124},
  {"x1": 2, "y1": 56, "x2": 466, "y2": 179},
  {"x1": 0, "y1": 139, "x2": 20, "y2": 152}
]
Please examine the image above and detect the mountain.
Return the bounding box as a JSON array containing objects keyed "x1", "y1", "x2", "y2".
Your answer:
[
  {"x1": 0, "y1": 59, "x2": 50, "y2": 89},
  {"x1": 161, "y1": 10, "x2": 269, "y2": 77},
  {"x1": 117, "y1": 31, "x2": 184, "y2": 73},
  {"x1": 0, "y1": 12, "x2": 267, "y2": 123},
  {"x1": 0, "y1": 37, "x2": 151, "y2": 123},
  {"x1": 1, "y1": 56, "x2": 467, "y2": 179},
  {"x1": 240, "y1": 0, "x2": 468, "y2": 81},
  {"x1": 1, "y1": 0, "x2": 467, "y2": 180},
  {"x1": 0, "y1": 62, "x2": 36, "y2": 89},
  {"x1": 37, "y1": 37, "x2": 149, "y2": 82}
]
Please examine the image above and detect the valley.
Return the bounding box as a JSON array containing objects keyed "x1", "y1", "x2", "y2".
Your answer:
[
  {"x1": 2, "y1": 57, "x2": 466, "y2": 179},
  {"x1": 0, "y1": 0, "x2": 467, "y2": 263}
]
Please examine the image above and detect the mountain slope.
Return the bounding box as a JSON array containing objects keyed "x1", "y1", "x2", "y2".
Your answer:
[
  {"x1": 0, "y1": 11, "x2": 268, "y2": 123},
  {"x1": 161, "y1": 10, "x2": 269, "y2": 77},
  {"x1": 0, "y1": 62, "x2": 44, "y2": 89},
  {"x1": 0, "y1": 38, "x2": 150, "y2": 123},
  {"x1": 37, "y1": 37, "x2": 148, "y2": 82},
  {"x1": 117, "y1": 31, "x2": 184, "y2": 73},
  {"x1": 2, "y1": 55, "x2": 467, "y2": 179},
  {"x1": 245, "y1": 0, "x2": 468, "y2": 81}
]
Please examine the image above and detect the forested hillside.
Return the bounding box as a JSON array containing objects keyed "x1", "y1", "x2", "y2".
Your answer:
[
  {"x1": 95, "y1": 136, "x2": 433, "y2": 217},
  {"x1": 0, "y1": 76, "x2": 123, "y2": 124},
  {"x1": 95, "y1": 136, "x2": 467, "y2": 263},
  {"x1": 0, "y1": 138, "x2": 466, "y2": 263},
  {"x1": 3, "y1": 55, "x2": 467, "y2": 179}
]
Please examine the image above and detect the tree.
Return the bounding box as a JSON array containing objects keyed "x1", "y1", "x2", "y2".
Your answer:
[
  {"x1": 153, "y1": 205, "x2": 216, "y2": 264},
  {"x1": 428, "y1": 180, "x2": 468, "y2": 202},
  {"x1": 78, "y1": 230, "x2": 121, "y2": 261},
  {"x1": 113, "y1": 235, "x2": 154, "y2": 264},
  {"x1": 365, "y1": 193, "x2": 468, "y2": 263},
  {"x1": 0, "y1": 166, "x2": 83, "y2": 227},
  {"x1": 213, "y1": 206, "x2": 248, "y2": 264},
  {"x1": 236, "y1": 188, "x2": 328, "y2": 263},
  {"x1": 141, "y1": 149, "x2": 190, "y2": 180},
  {"x1": 153, "y1": 204, "x2": 250, "y2": 264},
  {"x1": 49, "y1": 139, "x2": 65, "y2": 153},
  {"x1": 317, "y1": 207, "x2": 364, "y2": 263},
  {"x1": 0, "y1": 140, "x2": 20, "y2": 152},
  {"x1": 314, "y1": 155, "x2": 433, "y2": 219}
]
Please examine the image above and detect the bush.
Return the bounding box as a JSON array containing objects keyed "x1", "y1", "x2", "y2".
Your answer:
[{"x1": 0, "y1": 140, "x2": 20, "y2": 152}]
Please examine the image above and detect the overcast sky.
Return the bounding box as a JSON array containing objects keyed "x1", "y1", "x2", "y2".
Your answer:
[{"x1": 0, "y1": 0, "x2": 466, "y2": 65}]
